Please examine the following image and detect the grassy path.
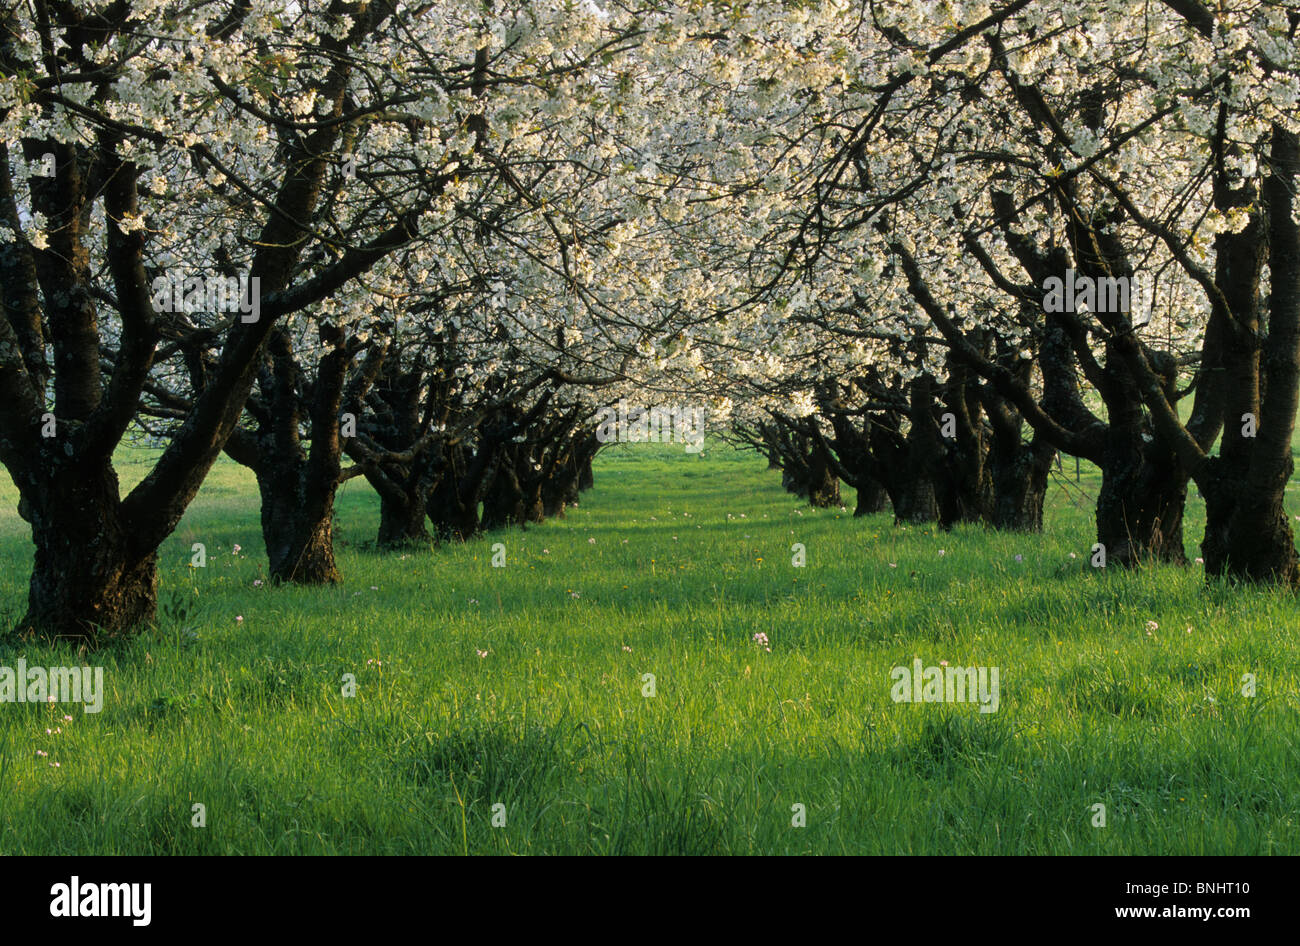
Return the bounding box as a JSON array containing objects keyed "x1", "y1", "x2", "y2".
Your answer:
[{"x1": 0, "y1": 445, "x2": 1296, "y2": 853}]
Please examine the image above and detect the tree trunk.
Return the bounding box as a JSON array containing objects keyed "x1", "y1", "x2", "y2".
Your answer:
[
  {"x1": 377, "y1": 493, "x2": 430, "y2": 548},
  {"x1": 17, "y1": 462, "x2": 157, "y2": 640},
  {"x1": 542, "y1": 455, "x2": 576, "y2": 518},
  {"x1": 889, "y1": 380, "x2": 944, "y2": 525},
  {"x1": 987, "y1": 434, "x2": 1055, "y2": 532},
  {"x1": 1200, "y1": 459, "x2": 1299, "y2": 583},
  {"x1": 480, "y1": 448, "x2": 525, "y2": 530},
  {"x1": 936, "y1": 362, "x2": 993, "y2": 528},
  {"x1": 257, "y1": 467, "x2": 341, "y2": 584},
  {"x1": 238, "y1": 327, "x2": 352, "y2": 585},
  {"x1": 892, "y1": 475, "x2": 940, "y2": 524},
  {"x1": 805, "y1": 443, "x2": 841, "y2": 508},
  {"x1": 1095, "y1": 431, "x2": 1187, "y2": 566},
  {"x1": 853, "y1": 476, "x2": 890, "y2": 516},
  {"x1": 1198, "y1": 125, "x2": 1300, "y2": 584},
  {"x1": 428, "y1": 444, "x2": 482, "y2": 542}
]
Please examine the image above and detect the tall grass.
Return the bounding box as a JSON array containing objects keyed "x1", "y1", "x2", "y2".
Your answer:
[{"x1": 0, "y1": 443, "x2": 1295, "y2": 853}]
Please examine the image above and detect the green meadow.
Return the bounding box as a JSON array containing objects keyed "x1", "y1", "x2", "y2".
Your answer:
[{"x1": 0, "y1": 443, "x2": 1296, "y2": 854}]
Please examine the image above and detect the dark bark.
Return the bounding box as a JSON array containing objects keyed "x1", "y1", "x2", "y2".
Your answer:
[
  {"x1": 805, "y1": 442, "x2": 841, "y2": 508},
  {"x1": 1095, "y1": 435, "x2": 1188, "y2": 566},
  {"x1": 761, "y1": 420, "x2": 841, "y2": 507},
  {"x1": 853, "y1": 478, "x2": 890, "y2": 516},
  {"x1": 428, "y1": 440, "x2": 485, "y2": 542},
  {"x1": 17, "y1": 461, "x2": 157, "y2": 640},
  {"x1": 227, "y1": 326, "x2": 372, "y2": 585},
  {"x1": 348, "y1": 357, "x2": 437, "y2": 549},
  {"x1": 935, "y1": 363, "x2": 993, "y2": 528},
  {"x1": 377, "y1": 492, "x2": 431, "y2": 548},
  {"x1": 1196, "y1": 125, "x2": 1300, "y2": 583},
  {"x1": 986, "y1": 432, "x2": 1055, "y2": 531},
  {"x1": 981, "y1": 345, "x2": 1056, "y2": 532},
  {"x1": 816, "y1": 400, "x2": 892, "y2": 517},
  {"x1": 255, "y1": 467, "x2": 341, "y2": 585}
]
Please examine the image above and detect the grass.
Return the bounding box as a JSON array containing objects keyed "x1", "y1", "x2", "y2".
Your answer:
[{"x1": 0, "y1": 442, "x2": 1296, "y2": 854}]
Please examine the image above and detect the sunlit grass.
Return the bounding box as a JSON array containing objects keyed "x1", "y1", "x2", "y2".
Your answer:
[{"x1": 0, "y1": 443, "x2": 1296, "y2": 853}]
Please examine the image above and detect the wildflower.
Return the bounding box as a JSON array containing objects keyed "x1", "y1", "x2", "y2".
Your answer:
[
  {"x1": 588, "y1": 537, "x2": 596, "y2": 544},
  {"x1": 939, "y1": 660, "x2": 949, "y2": 667},
  {"x1": 253, "y1": 579, "x2": 263, "y2": 587},
  {"x1": 1014, "y1": 554, "x2": 1023, "y2": 563},
  {"x1": 1195, "y1": 557, "x2": 1204, "y2": 564},
  {"x1": 1145, "y1": 620, "x2": 1158, "y2": 632},
  {"x1": 35, "y1": 750, "x2": 48, "y2": 758},
  {"x1": 232, "y1": 544, "x2": 241, "y2": 554},
  {"x1": 570, "y1": 591, "x2": 581, "y2": 599},
  {"x1": 476, "y1": 649, "x2": 489, "y2": 659},
  {"x1": 938, "y1": 549, "x2": 946, "y2": 557},
  {"x1": 752, "y1": 632, "x2": 771, "y2": 652},
  {"x1": 235, "y1": 615, "x2": 244, "y2": 624},
  {"x1": 622, "y1": 645, "x2": 632, "y2": 653}
]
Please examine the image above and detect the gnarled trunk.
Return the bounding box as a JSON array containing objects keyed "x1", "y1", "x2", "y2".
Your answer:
[
  {"x1": 428, "y1": 443, "x2": 482, "y2": 543},
  {"x1": 892, "y1": 475, "x2": 940, "y2": 524},
  {"x1": 1095, "y1": 432, "x2": 1187, "y2": 566},
  {"x1": 1200, "y1": 458, "x2": 1299, "y2": 583},
  {"x1": 17, "y1": 462, "x2": 157, "y2": 640},
  {"x1": 377, "y1": 493, "x2": 430, "y2": 548},
  {"x1": 987, "y1": 435, "x2": 1055, "y2": 532},
  {"x1": 853, "y1": 477, "x2": 890, "y2": 517},
  {"x1": 1197, "y1": 126, "x2": 1300, "y2": 584},
  {"x1": 257, "y1": 467, "x2": 341, "y2": 584},
  {"x1": 805, "y1": 446, "x2": 841, "y2": 508}
]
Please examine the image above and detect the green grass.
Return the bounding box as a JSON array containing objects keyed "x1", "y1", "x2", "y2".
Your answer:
[{"x1": 0, "y1": 442, "x2": 1296, "y2": 854}]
